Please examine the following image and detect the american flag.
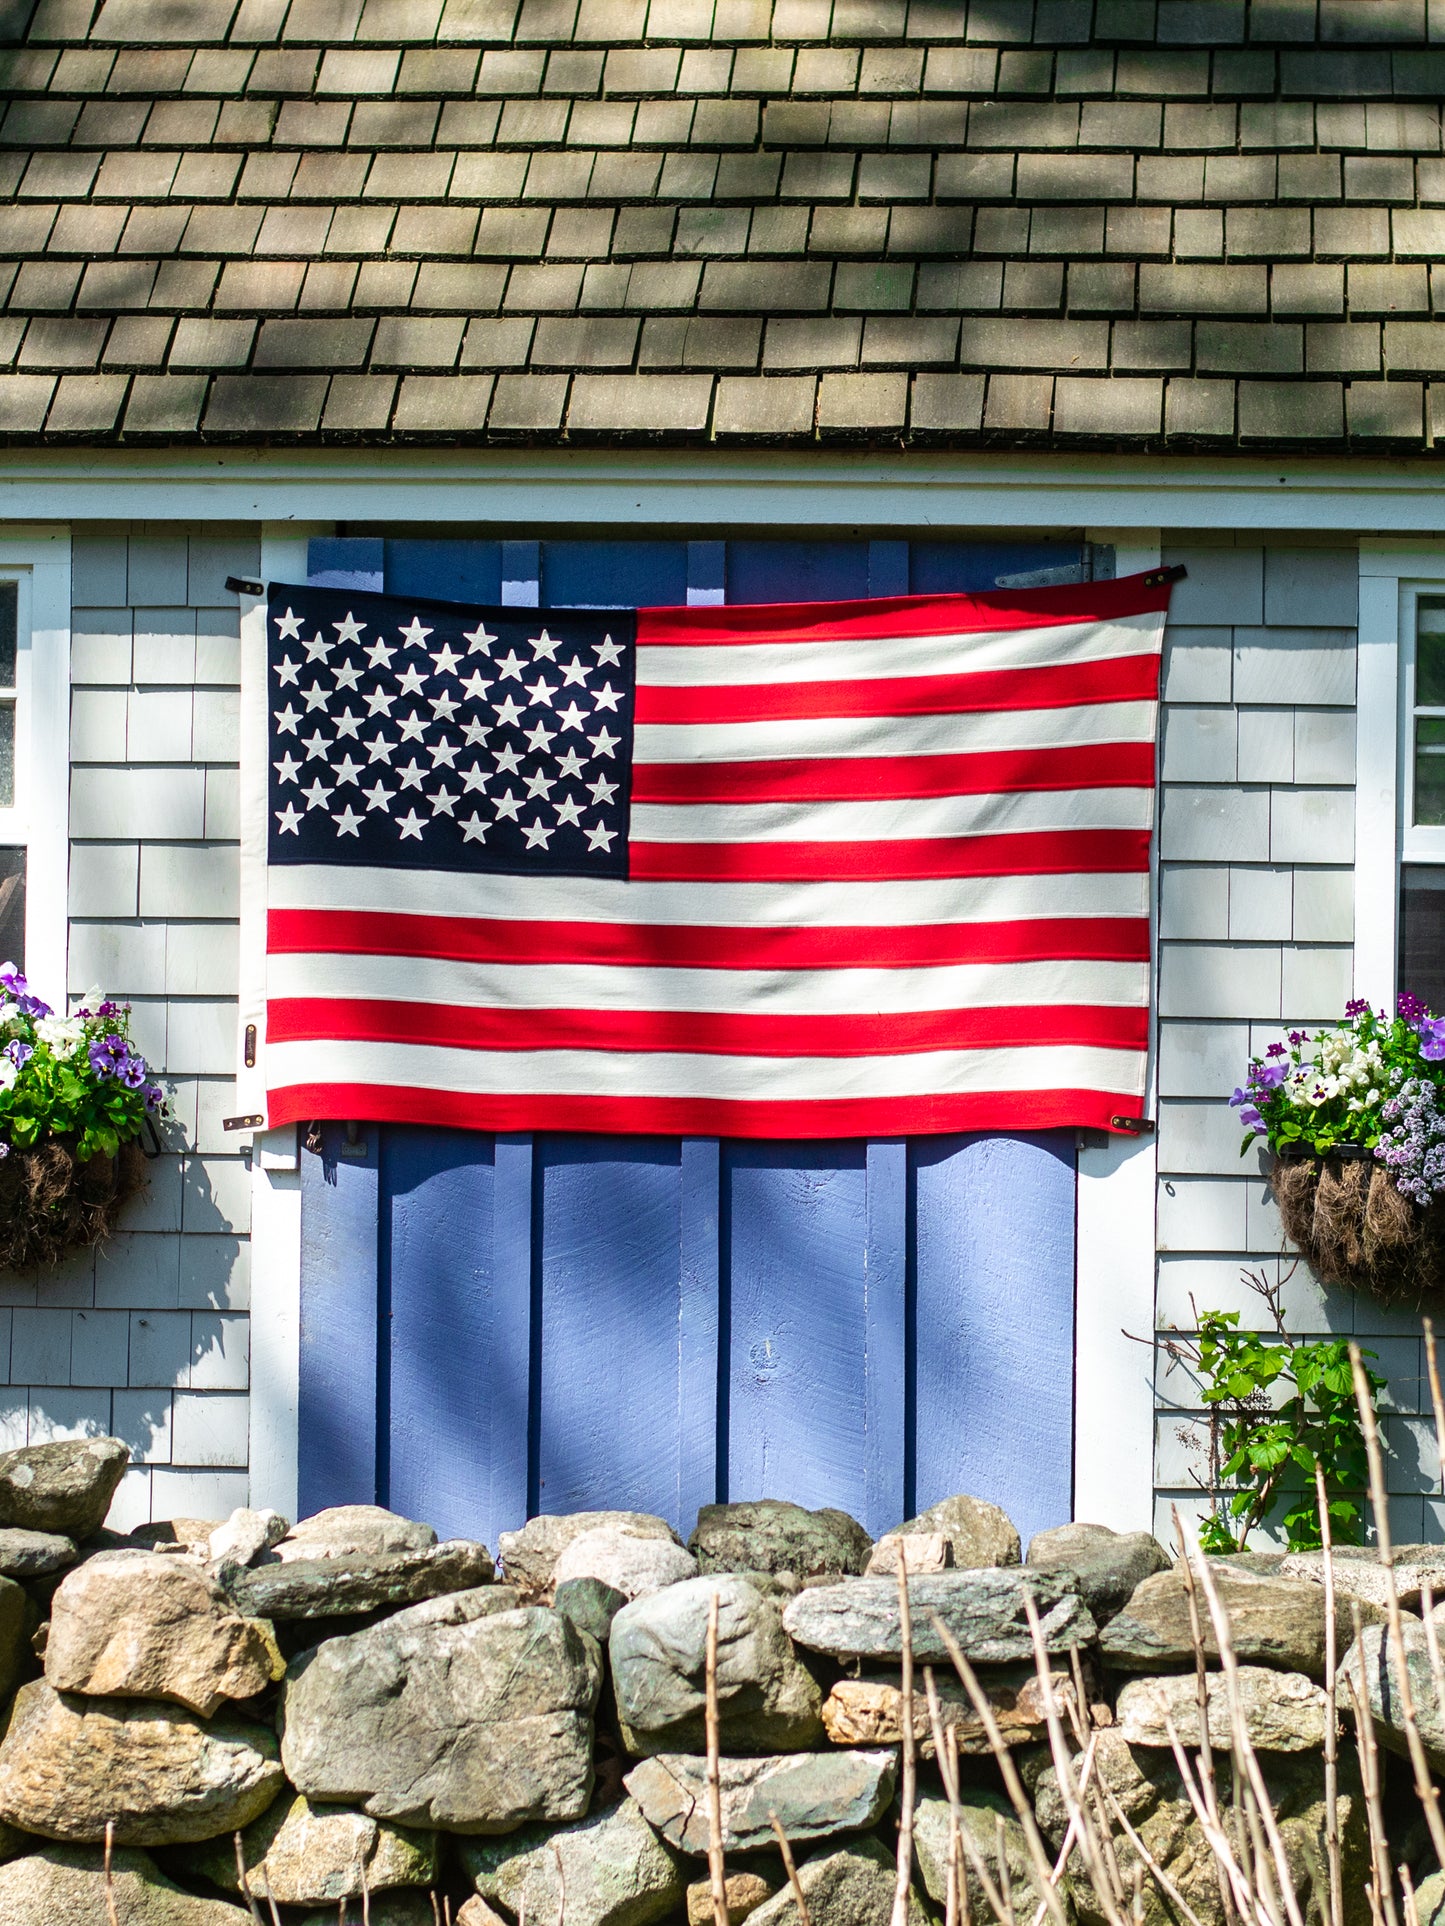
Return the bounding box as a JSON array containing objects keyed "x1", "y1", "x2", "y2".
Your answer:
[{"x1": 255, "y1": 570, "x2": 1178, "y2": 1138}]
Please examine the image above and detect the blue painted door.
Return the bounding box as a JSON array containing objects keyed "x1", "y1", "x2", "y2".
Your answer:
[{"x1": 298, "y1": 536, "x2": 1087, "y2": 1549}]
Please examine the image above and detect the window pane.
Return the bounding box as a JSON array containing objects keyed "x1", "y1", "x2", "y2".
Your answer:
[
  {"x1": 0, "y1": 850, "x2": 25, "y2": 974},
  {"x1": 1421, "y1": 628, "x2": 1445, "y2": 708},
  {"x1": 0, "y1": 584, "x2": 14, "y2": 692},
  {"x1": 1402, "y1": 867, "x2": 1445, "y2": 1016},
  {"x1": 1417, "y1": 716, "x2": 1445, "y2": 825}
]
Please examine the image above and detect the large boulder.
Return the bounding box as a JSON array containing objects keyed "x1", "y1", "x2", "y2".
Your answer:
[
  {"x1": 1115, "y1": 1667, "x2": 1328, "y2": 1752},
  {"x1": 499, "y1": 1513, "x2": 681, "y2": 1602},
  {"x1": 820, "y1": 1660, "x2": 1081, "y2": 1755},
  {"x1": 271, "y1": 1505, "x2": 435, "y2": 1562},
  {"x1": 460, "y1": 1794, "x2": 685, "y2": 1926},
  {"x1": 1100, "y1": 1566, "x2": 1357, "y2": 1679},
  {"x1": 1341, "y1": 1620, "x2": 1445, "y2": 1771},
  {"x1": 281, "y1": 1591, "x2": 601, "y2": 1831},
  {"x1": 783, "y1": 1570, "x2": 1096, "y2": 1664},
  {"x1": 0, "y1": 1437, "x2": 128, "y2": 1538},
  {"x1": 1027, "y1": 1524, "x2": 1171, "y2": 1623},
  {"x1": 745, "y1": 1836, "x2": 930, "y2": 1926},
  {"x1": 687, "y1": 1871, "x2": 779, "y2": 1925},
  {"x1": 172, "y1": 1792, "x2": 436, "y2": 1906},
  {"x1": 0, "y1": 1528, "x2": 76, "y2": 1579},
  {"x1": 0, "y1": 1844, "x2": 250, "y2": 1924},
  {"x1": 867, "y1": 1494, "x2": 1020, "y2": 1573},
  {"x1": 1283, "y1": 1545, "x2": 1445, "y2": 1616},
  {"x1": 225, "y1": 1538, "x2": 493, "y2": 1620},
  {"x1": 915, "y1": 1790, "x2": 1052, "y2": 1923},
  {"x1": 553, "y1": 1526, "x2": 698, "y2": 1601},
  {"x1": 555, "y1": 1577, "x2": 628, "y2": 1644},
  {"x1": 0, "y1": 1575, "x2": 26, "y2": 1702},
  {"x1": 689, "y1": 1501, "x2": 872, "y2": 1579},
  {"x1": 610, "y1": 1574, "x2": 823, "y2": 1755},
  {"x1": 0, "y1": 1680, "x2": 284, "y2": 1846},
  {"x1": 624, "y1": 1750, "x2": 896, "y2": 1854},
  {"x1": 45, "y1": 1550, "x2": 285, "y2": 1717}
]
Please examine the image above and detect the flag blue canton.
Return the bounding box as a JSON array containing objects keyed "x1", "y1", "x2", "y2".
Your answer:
[{"x1": 265, "y1": 585, "x2": 636, "y2": 877}]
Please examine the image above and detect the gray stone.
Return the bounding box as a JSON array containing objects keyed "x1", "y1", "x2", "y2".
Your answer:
[
  {"x1": 281, "y1": 1596, "x2": 600, "y2": 1831},
  {"x1": 1415, "y1": 1870, "x2": 1445, "y2": 1926},
  {"x1": 294, "y1": 1895, "x2": 433, "y2": 1926},
  {"x1": 45, "y1": 1550, "x2": 285, "y2": 1717},
  {"x1": 690, "y1": 1501, "x2": 872, "y2": 1580},
  {"x1": 868, "y1": 1493, "x2": 1019, "y2": 1572},
  {"x1": 687, "y1": 1871, "x2": 779, "y2": 1925},
  {"x1": 0, "y1": 1437, "x2": 128, "y2": 1538},
  {"x1": 611, "y1": 1574, "x2": 824, "y2": 1756},
  {"x1": 460, "y1": 1794, "x2": 684, "y2": 1926},
  {"x1": 1115, "y1": 1667, "x2": 1328, "y2": 1752},
  {"x1": 0, "y1": 1680, "x2": 285, "y2": 1846},
  {"x1": 820, "y1": 1660, "x2": 1083, "y2": 1756},
  {"x1": 1341, "y1": 1620, "x2": 1445, "y2": 1772},
  {"x1": 499, "y1": 1512, "x2": 681, "y2": 1602},
  {"x1": 272, "y1": 1505, "x2": 436, "y2": 1563},
  {"x1": 915, "y1": 1791, "x2": 1050, "y2": 1924},
  {"x1": 865, "y1": 1531, "x2": 952, "y2": 1576},
  {"x1": 225, "y1": 1538, "x2": 493, "y2": 1620},
  {"x1": 746, "y1": 1836, "x2": 930, "y2": 1926},
  {"x1": 782, "y1": 1570, "x2": 1096, "y2": 1664},
  {"x1": 1283, "y1": 1545, "x2": 1445, "y2": 1616},
  {"x1": 0, "y1": 1844, "x2": 250, "y2": 1924},
  {"x1": 553, "y1": 1525, "x2": 699, "y2": 1601},
  {"x1": 208, "y1": 1507, "x2": 287, "y2": 1568},
  {"x1": 0, "y1": 1527, "x2": 76, "y2": 1579},
  {"x1": 1026, "y1": 1524, "x2": 1171, "y2": 1623},
  {"x1": 554, "y1": 1576, "x2": 628, "y2": 1644},
  {"x1": 1100, "y1": 1566, "x2": 1360, "y2": 1680},
  {"x1": 172, "y1": 1791, "x2": 436, "y2": 1905},
  {"x1": 624, "y1": 1751, "x2": 896, "y2": 1855},
  {"x1": 0, "y1": 1574, "x2": 26, "y2": 1703}
]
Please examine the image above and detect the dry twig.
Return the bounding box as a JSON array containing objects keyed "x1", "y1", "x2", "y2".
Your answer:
[
  {"x1": 104, "y1": 1822, "x2": 122, "y2": 1926},
  {"x1": 1313, "y1": 1461, "x2": 1345, "y2": 1926},
  {"x1": 233, "y1": 1830, "x2": 265, "y2": 1926},
  {"x1": 770, "y1": 1811, "x2": 814, "y2": 1926}
]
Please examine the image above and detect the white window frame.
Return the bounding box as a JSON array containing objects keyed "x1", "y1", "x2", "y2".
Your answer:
[{"x1": 0, "y1": 528, "x2": 70, "y2": 1000}]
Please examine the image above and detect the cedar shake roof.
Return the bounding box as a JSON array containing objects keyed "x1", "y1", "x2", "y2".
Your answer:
[{"x1": 1, "y1": 0, "x2": 1444, "y2": 450}]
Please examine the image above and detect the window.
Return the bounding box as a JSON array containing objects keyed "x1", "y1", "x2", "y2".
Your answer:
[
  {"x1": 0, "y1": 534, "x2": 69, "y2": 994},
  {"x1": 1399, "y1": 590, "x2": 1445, "y2": 1012}
]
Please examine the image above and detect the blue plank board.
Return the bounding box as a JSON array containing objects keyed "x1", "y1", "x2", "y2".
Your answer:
[
  {"x1": 863, "y1": 1139, "x2": 908, "y2": 1536},
  {"x1": 912, "y1": 1132, "x2": 1076, "y2": 1547},
  {"x1": 383, "y1": 539, "x2": 502, "y2": 605},
  {"x1": 910, "y1": 541, "x2": 1083, "y2": 594},
  {"x1": 727, "y1": 541, "x2": 870, "y2": 606},
  {"x1": 679, "y1": 1137, "x2": 722, "y2": 1532},
  {"x1": 542, "y1": 541, "x2": 688, "y2": 610},
  {"x1": 298, "y1": 1125, "x2": 379, "y2": 1514},
  {"x1": 492, "y1": 1134, "x2": 535, "y2": 1531}
]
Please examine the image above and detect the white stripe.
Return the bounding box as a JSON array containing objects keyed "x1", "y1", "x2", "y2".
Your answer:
[
  {"x1": 631, "y1": 786, "x2": 1153, "y2": 844},
  {"x1": 268, "y1": 864, "x2": 1150, "y2": 926},
  {"x1": 267, "y1": 1038, "x2": 1146, "y2": 1103},
  {"x1": 269, "y1": 952, "x2": 1150, "y2": 1016},
  {"x1": 637, "y1": 611, "x2": 1162, "y2": 687},
  {"x1": 635, "y1": 699, "x2": 1155, "y2": 765}
]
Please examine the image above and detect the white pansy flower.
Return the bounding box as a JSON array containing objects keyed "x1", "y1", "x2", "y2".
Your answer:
[
  {"x1": 0, "y1": 1060, "x2": 18, "y2": 1091},
  {"x1": 35, "y1": 1015, "x2": 86, "y2": 1055}
]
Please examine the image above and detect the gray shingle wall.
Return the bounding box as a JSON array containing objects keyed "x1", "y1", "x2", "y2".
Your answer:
[
  {"x1": 1, "y1": 1, "x2": 1445, "y2": 446},
  {"x1": 0, "y1": 519, "x2": 260, "y2": 1530}
]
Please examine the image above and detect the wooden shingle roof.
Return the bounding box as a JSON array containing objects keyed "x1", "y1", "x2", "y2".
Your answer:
[{"x1": 2, "y1": 0, "x2": 1443, "y2": 449}]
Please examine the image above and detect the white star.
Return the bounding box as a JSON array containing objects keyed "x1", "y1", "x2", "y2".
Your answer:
[
  {"x1": 333, "y1": 612, "x2": 366, "y2": 646},
  {"x1": 462, "y1": 717, "x2": 490, "y2": 746},
  {"x1": 496, "y1": 648, "x2": 527, "y2": 681},
  {"x1": 300, "y1": 777, "x2": 333, "y2": 811},
  {"x1": 525, "y1": 720, "x2": 556, "y2": 754},
  {"x1": 300, "y1": 679, "x2": 332, "y2": 712},
  {"x1": 399, "y1": 617, "x2": 433, "y2": 649},
  {"x1": 273, "y1": 751, "x2": 302, "y2": 784},
  {"x1": 332, "y1": 752, "x2": 364, "y2": 786},
  {"x1": 555, "y1": 793, "x2": 585, "y2": 828},
  {"x1": 524, "y1": 769, "x2": 555, "y2": 800},
  {"x1": 332, "y1": 804, "x2": 363, "y2": 837},
  {"x1": 463, "y1": 621, "x2": 496, "y2": 655},
  {"x1": 522, "y1": 818, "x2": 555, "y2": 849},
  {"x1": 588, "y1": 726, "x2": 620, "y2": 759},
  {"x1": 275, "y1": 802, "x2": 303, "y2": 834},
  {"x1": 556, "y1": 747, "x2": 588, "y2": 779},
  {"x1": 493, "y1": 787, "x2": 523, "y2": 822},
  {"x1": 397, "y1": 710, "x2": 427, "y2": 743},
  {"x1": 362, "y1": 778, "x2": 395, "y2": 812},
  {"x1": 332, "y1": 658, "x2": 364, "y2": 692},
  {"x1": 494, "y1": 744, "x2": 523, "y2": 775},
  {"x1": 274, "y1": 654, "x2": 301, "y2": 686},
  {"x1": 429, "y1": 785, "x2": 458, "y2": 818},
  {"x1": 494, "y1": 695, "x2": 525, "y2": 728},
  {"x1": 460, "y1": 762, "x2": 490, "y2": 793},
  {"x1": 524, "y1": 675, "x2": 557, "y2": 709},
  {"x1": 585, "y1": 821, "x2": 618, "y2": 852},
  {"x1": 364, "y1": 686, "x2": 396, "y2": 716},
  {"x1": 301, "y1": 728, "x2": 330, "y2": 760},
  {"x1": 397, "y1": 758, "x2": 427, "y2": 792},
  {"x1": 396, "y1": 663, "x2": 427, "y2": 698},
  {"x1": 460, "y1": 811, "x2": 489, "y2": 842},
  {"x1": 428, "y1": 737, "x2": 459, "y2": 769},
  {"x1": 559, "y1": 655, "x2": 591, "y2": 687},
  {"x1": 594, "y1": 635, "x2": 624, "y2": 668},
  {"x1": 587, "y1": 773, "x2": 618, "y2": 805},
  {"x1": 332, "y1": 707, "x2": 363, "y2": 739},
  {"x1": 396, "y1": 808, "x2": 426, "y2": 840},
  {"x1": 275, "y1": 606, "x2": 303, "y2": 640},
  {"x1": 530, "y1": 629, "x2": 561, "y2": 660},
  {"x1": 428, "y1": 690, "x2": 460, "y2": 723},
  {"x1": 430, "y1": 642, "x2": 462, "y2": 676},
  {"x1": 592, "y1": 682, "x2": 623, "y2": 713},
  {"x1": 274, "y1": 704, "x2": 300, "y2": 735},
  {"x1": 366, "y1": 732, "x2": 396, "y2": 764},
  {"x1": 556, "y1": 700, "x2": 589, "y2": 733},
  {"x1": 303, "y1": 631, "x2": 334, "y2": 663},
  {"x1": 460, "y1": 670, "x2": 493, "y2": 702},
  {"x1": 365, "y1": 637, "x2": 396, "y2": 670}
]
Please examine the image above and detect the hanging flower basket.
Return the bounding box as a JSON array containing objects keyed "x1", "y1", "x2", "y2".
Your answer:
[
  {"x1": 1234, "y1": 995, "x2": 1445, "y2": 1304},
  {"x1": 0, "y1": 964, "x2": 163, "y2": 1271}
]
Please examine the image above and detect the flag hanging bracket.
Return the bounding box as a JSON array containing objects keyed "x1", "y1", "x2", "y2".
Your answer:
[
  {"x1": 226, "y1": 576, "x2": 264, "y2": 596},
  {"x1": 1141, "y1": 564, "x2": 1188, "y2": 588},
  {"x1": 1110, "y1": 1115, "x2": 1155, "y2": 1134}
]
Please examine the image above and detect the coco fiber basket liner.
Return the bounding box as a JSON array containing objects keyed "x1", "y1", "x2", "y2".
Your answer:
[
  {"x1": 0, "y1": 1137, "x2": 147, "y2": 1270},
  {"x1": 1270, "y1": 1150, "x2": 1445, "y2": 1302}
]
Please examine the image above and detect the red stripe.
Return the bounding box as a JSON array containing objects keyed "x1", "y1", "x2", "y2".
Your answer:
[
  {"x1": 635, "y1": 570, "x2": 1175, "y2": 647},
  {"x1": 266, "y1": 1081, "x2": 1143, "y2": 1139},
  {"x1": 629, "y1": 828, "x2": 1149, "y2": 883},
  {"x1": 268, "y1": 908, "x2": 1151, "y2": 969},
  {"x1": 267, "y1": 998, "x2": 1147, "y2": 1059},
  {"x1": 630, "y1": 741, "x2": 1155, "y2": 805},
  {"x1": 634, "y1": 652, "x2": 1160, "y2": 726}
]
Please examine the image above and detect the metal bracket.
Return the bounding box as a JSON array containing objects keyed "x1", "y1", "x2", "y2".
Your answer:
[
  {"x1": 1141, "y1": 564, "x2": 1188, "y2": 588},
  {"x1": 1110, "y1": 1115, "x2": 1156, "y2": 1135},
  {"x1": 223, "y1": 1113, "x2": 265, "y2": 1132},
  {"x1": 226, "y1": 576, "x2": 264, "y2": 596}
]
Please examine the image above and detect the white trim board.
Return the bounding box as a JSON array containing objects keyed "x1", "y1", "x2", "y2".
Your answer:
[{"x1": 0, "y1": 528, "x2": 70, "y2": 1000}]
